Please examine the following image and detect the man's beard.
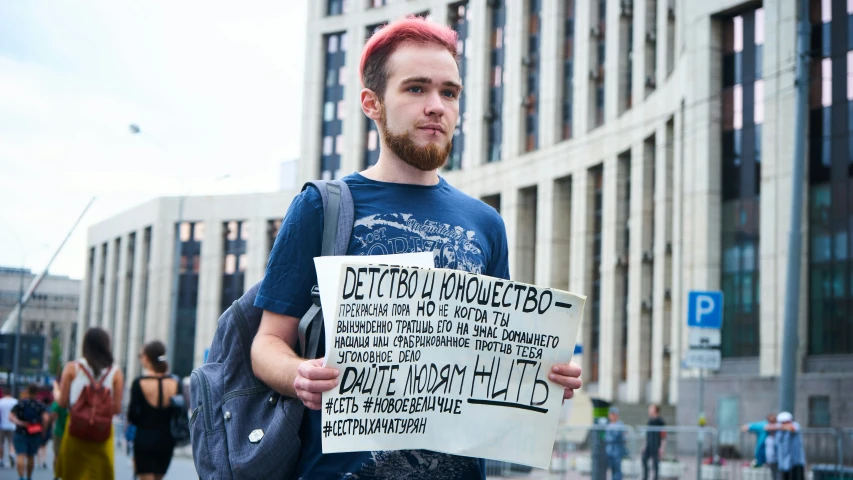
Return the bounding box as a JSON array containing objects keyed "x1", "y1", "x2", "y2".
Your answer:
[{"x1": 379, "y1": 108, "x2": 452, "y2": 172}]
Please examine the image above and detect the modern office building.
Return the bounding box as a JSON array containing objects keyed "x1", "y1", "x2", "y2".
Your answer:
[
  {"x1": 77, "y1": 192, "x2": 298, "y2": 383},
  {"x1": 0, "y1": 267, "x2": 80, "y2": 373},
  {"x1": 78, "y1": 0, "x2": 852, "y2": 431},
  {"x1": 299, "y1": 0, "x2": 853, "y2": 429}
]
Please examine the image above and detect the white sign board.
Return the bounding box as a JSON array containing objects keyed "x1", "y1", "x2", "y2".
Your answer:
[
  {"x1": 688, "y1": 328, "x2": 721, "y2": 348},
  {"x1": 684, "y1": 349, "x2": 721, "y2": 370},
  {"x1": 317, "y1": 260, "x2": 585, "y2": 469}
]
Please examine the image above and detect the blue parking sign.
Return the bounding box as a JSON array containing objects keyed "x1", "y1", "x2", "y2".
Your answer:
[{"x1": 687, "y1": 291, "x2": 723, "y2": 329}]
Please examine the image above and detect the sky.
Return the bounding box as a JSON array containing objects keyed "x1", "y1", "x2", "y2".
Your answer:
[{"x1": 0, "y1": 1, "x2": 308, "y2": 279}]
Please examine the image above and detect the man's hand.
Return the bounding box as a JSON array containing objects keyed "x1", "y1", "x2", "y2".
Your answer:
[
  {"x1": 550, "y1": 361, "x2": 582, "y2": 400},
  {"x1": 294, "y1": 359, "x2": 340, "y2": 410}
]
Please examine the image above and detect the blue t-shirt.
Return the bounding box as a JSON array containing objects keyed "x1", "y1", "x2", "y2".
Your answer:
[{"x1": 256, "y1": 172, "x2": 510, "y2": 480}]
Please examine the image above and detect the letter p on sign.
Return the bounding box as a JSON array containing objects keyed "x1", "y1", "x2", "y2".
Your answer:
[{"x1": 687, "y1": 291, "x2": 723, "y2": 329}]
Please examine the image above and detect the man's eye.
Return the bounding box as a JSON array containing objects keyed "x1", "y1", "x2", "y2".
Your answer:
[
  {"x1": 442, "y1": 90, "x2": 458, "y2": 98},
  {"x1": 408, "y1": 86, "x2": 423, "y2": 93}
]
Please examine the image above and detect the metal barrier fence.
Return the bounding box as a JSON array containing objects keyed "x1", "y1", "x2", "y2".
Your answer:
[{"x1": 485, "y1": 425, "x2": 853, "y2": 480}]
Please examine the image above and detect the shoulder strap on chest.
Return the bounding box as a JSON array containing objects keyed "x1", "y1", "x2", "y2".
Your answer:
[{"x1": 297, "y1": 180, "x2": 354, "y2": 359}]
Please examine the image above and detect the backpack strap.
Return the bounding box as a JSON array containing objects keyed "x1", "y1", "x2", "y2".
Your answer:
[
  {"x1": 76, "y1": 362, "x2": 112, "y2": 388},
  {"x1": 297, "y1": 180, "x2": 353, "y2": 359}
]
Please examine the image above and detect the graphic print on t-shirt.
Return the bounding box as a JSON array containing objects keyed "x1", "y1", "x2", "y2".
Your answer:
[{"x1": 352, "y1": 213, "x2": 486, "y2": 275}]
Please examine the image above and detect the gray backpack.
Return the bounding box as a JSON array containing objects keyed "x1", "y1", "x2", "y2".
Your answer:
[{"x1": 189, "y1": 180, "x2": 353, "y2": 480}]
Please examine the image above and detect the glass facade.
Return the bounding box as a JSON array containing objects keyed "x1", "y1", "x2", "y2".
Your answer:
[
  {"x1": 487, "y1": 0, "x2": 506, "y2": 162},
  {"x1": 524, "y1": 0, "x2": 542, "y2": 152},
  {"x1": 447, "y1": 2, "x2": 470, "y2": 171},
  {"x1": 221, "y1": 221, "x2": 248, "y2": 315},
  {"x1": 593, "y1": 0, "x2": 606, "y2": 128},
  {"x1": 562, "y1": 0, "x2": 575, "y2": 140},
  {"x1": 327, "y1": 0, "x2": 351, "y2": 16},
  {"x1": 590, "y1": 166, "x2": 603, "y2": 382},
  {"x1": 807, "y1": 0, "x2": 853, "y2": 355},
  {"x1": 720, "y1": 8, "x2": 763, "y2": 358},
  {"x1": 322, "y1": 32, "x2": 348, "y2": 179},
  {"x1": 175, "y1": 221, "x2": 203, "y2": 377}
]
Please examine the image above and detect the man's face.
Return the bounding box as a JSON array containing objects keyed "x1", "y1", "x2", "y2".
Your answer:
[
  {"x1": 374, "y1": 43, "x2": 461, "y2": 171},
  {"x1": 648, "y1": 406, "x2": 657, "y2": 417},
  {"x1": 768, "y1": 414, "x2": 777, "y2": 423},
  {"x1": 609, "y1": 412, "x2": 618, "y2": 422}
]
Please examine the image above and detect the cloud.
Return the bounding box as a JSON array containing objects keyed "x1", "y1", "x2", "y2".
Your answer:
[{"x1": 0, "y1": 1, "x2": 307, "y2": 278}]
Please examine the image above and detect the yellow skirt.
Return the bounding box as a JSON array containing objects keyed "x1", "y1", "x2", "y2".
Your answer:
[{"x1": 57, "y1": 417, "x2": 115, "y2": 480}]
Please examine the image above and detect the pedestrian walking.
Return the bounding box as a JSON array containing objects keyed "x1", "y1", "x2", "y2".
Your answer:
[
  {"x1": 9, "y1": 384, "x2": 49, "y2": 480},
  {"x1": 604, "y1": 407, "x2": 628, "y2": 480},
  {"x1": 128, "y1": 340, "x2": 179, "y2": 480},
  {"x1": 642, "y1": 404, "x2": 667, "y2": 480},
  {"x1": 56, "y1": 327, "x2": 124, "y2": 480}
]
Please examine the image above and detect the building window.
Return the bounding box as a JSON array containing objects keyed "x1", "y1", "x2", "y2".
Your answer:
[
  {"x1": 367, "y1": 0, "x2": 386, "y2": 8},
  {"x1": 619, "y1": 1, "x2": 634, "y2": 112},
  {"x1": 644, "y1": 0, "x2": 657, "y2": 96},
  {"x1": 321, "y1": 32, "x2": 347, "y2": 179},
  {"x1": 327, "y1": 0, "x2": 351, "y2": 16},
  {"x1": 523, "y1": 0, "x2": 542, "y2": 152},
  {"x1": 590, "y1": 166, "x2": 603, "y2": 382},
  {"x1": 562, "y1": 0, "x2": 576, "y2": 140},
  {"x1": 175, "y1": 221, "x2": 203, "y2": 377},
  {"x1": 446, "y1": 1, "x2": 470, "y2": 171},
  {"x1": 807, "y1": 0, "x2": 853, "y2": 355},
  {"x1": 619, "y1": 152, "x2": 631, "y2": 380},
  {"x1": 591, "y1": 0, "x2": 606, "y2": 128},
  {"x1": 721, "y1": 7, "x2": 763, "y2": 358},
  {"x1": 487, "y1": 0, "x2": 506, "y2": 162},
  {"x1": 808, "y1": 396, "x2": 830, "y2": 427},
  {"x1": 221, "y1": 221, "x2": 248, "y2": 315}
]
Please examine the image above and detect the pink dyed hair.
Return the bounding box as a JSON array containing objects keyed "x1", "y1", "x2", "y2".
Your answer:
[{"x1": 360, "y1": 16, "x2": 459, "y2": 98}]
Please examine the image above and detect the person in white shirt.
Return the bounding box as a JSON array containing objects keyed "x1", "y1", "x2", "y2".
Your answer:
[{"x1": 0, "y1": 391, "x2": 19, "y2": 468}]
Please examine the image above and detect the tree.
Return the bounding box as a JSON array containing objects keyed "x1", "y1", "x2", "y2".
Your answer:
[{"x1": 49, "y1": 337, "x2": 62, "y2": 379}]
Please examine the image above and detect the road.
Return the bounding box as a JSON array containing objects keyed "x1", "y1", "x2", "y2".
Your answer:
[{"x1": 0, "y1": 442, "x2": 198, "y2": 480}]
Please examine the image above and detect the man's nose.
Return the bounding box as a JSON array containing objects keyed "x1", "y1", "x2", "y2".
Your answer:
[{"x1": 424, "y1": 91, "x2": 445, "y2": 117}]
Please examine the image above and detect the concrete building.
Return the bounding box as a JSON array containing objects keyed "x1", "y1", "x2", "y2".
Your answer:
[
  {"x1": 300, "y1": 0, "x2": 853, "y2": 430},
  {"x1": 79, "y1": 0, "x2": 852, "y2": 433},
  {"x1": 0, "y1": 267, "x2": 80, "y2": 373},
  {"x1": 77, "y1": 192, "x2": 297, "y2": 383}
]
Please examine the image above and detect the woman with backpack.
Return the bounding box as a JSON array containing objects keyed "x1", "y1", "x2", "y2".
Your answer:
[
  {"x1": 127, "y1": 340, "x2": 179, "y2": 480},
  {"x1": 56, "y1": 327, "x2": 124, "y2": 480}
]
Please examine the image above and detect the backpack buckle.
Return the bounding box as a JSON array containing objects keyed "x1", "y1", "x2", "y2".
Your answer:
[{"x1": 311, "y1": 285, "x2": 321, "y2": 307}]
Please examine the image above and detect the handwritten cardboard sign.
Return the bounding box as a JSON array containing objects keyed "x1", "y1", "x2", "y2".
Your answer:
[{"x1": 318, "y1": 261, "x2": 585, "y2": 468}]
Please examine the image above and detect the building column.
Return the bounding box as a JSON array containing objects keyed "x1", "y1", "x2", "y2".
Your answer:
[
  {"x1": 603, "y1": 0, "x2": 622, "y2": 123},
  {"x1": 570, "y1": 172, "x2": 591, "y2": 378},
  {"x1": 76, "y1": 248, "x2": 94, "y2": 357},
  {"x1": 465, "y1": 0, "x2": 490, "y2": 169},
  {"x1": 572, "y1": 0, "x2": 591, "y2": 135},
  {"x1": 502, "y1": 187, "x2": 520, "y2": 280},
  {"x1": 535, "y1": 180, "x2": 554, "y2": 287},
  {"x1": 502, "y1": 0, "x2": 524, "y2": 159},
  {"x1": 538, "y1": 0, "x2": 561, "y2": 149},
  {"x1": 151, "y1": 210, "x2": 177, "y2": 344},
  {"x1": 598, "y1": 156, "x2": 620, "y2": 400},
  {"x1": 245, "y1": 217, "x2": 269, "y2": 289},
  {"x1": 669, "y1": 103, "x2": 685, "y2": 404},
  {"x1": 298, "y1": 0, "x2": 327, "y2": 185},
  {"x1": 126, "y1": 227, "x2": 150, "y2": 385},
  {"x1": 651, "y1": 121, "x2": 675, "y2": 404},
  {"x1": 194, "y1": 221, "x2": 224, "y2": 369},
  {"x1": 627, "y1": 139, "x2": 655, "y2": 402},
  {"x1": 342, "y1": 21, "x2": 368, "y2": 177}
]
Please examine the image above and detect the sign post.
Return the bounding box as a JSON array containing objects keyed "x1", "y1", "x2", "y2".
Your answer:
[{"x1": 685, "y1": 290, "x2": 724, "y2": 480}]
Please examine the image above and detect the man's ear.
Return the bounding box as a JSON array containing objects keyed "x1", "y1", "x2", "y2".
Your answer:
[{"x1": 361, "y1": 88, "x2": 382, "y2": 122}]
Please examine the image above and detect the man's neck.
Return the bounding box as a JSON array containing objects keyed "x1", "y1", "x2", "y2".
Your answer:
[{"x1": 361, "y1": 152, "x2": 440, "y2": 186}]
